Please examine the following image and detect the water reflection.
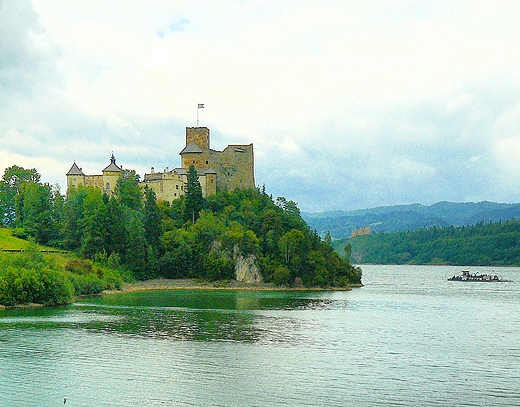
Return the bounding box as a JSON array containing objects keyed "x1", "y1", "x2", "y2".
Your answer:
[
  {"x1": 75, "y1": 289, "x2": 342, "y2": 344},
  {"x1": 1, "y1": 290, "x2": 346, "y2": 345},
  {"x1": 77, "y1": 289, "x2": 336, "y2": 310}
]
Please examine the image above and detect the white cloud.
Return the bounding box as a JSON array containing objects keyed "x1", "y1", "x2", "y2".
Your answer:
[{"x1": 3, "y1": 0, "x2": 520, "y2": 211}]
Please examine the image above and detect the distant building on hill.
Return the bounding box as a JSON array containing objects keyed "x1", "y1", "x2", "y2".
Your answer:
[
  {"x1": 66, "y1": 126, "x2": 255, "y2": 201},
  {"x1": 350, "y1": 227, "x2": 371, "y2": 238}
]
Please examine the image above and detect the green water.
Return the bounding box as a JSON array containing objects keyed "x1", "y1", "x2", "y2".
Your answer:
[{"x1": 1, "y1": 266, "x2": 520, "y2": 406}]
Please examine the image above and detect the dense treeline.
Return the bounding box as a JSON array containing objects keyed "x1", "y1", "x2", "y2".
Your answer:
[
  {"x1": 337, "y1": 219, "x2": 520, "y2": 266},
  {"x1": 304, "y1": 201, "x2": 520, "y2": 240},
  {"x1": 1, "y1": 165, "x2": 361, "y2": 298}
]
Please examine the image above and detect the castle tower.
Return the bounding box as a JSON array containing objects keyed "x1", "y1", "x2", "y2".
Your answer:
[
  {"x1": 101, "y1": 153, "x2": 122, "y2": 194},
  {"x1": 186, "y1": 127, "x2": 210, "y2": 148},
  {"x1": 180, "y1": 127, "x2": 212, "y2": 170},
  {"x1": 66, "y1": 162, "x2": 86, "y2": 191}
]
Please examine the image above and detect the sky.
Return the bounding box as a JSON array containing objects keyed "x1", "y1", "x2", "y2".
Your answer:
[{"x1": 2, "y1": 0, "x2": 520, "y2": 212}]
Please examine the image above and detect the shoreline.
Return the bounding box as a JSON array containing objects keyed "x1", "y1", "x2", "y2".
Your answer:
[{"x1": 104, "y1": 278, "x2": 360, "y2": 294}]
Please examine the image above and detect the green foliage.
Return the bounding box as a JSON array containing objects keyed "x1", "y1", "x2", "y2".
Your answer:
[
  {"x1": 0, "y1": 248, "x2": 127, "y2": 307},
  {"x1": 15, "y1": 182, "x2": 59, "y2": 245},
  {"x1": 64, "y1": 257, "x2": 124, "y2": 295},
  {"x1": 61, "y1": 186, "x2": 87, "y2": 250},
  {"x1": 11, "y1": 228, "x2": 30, "y2": 241},
  {"x1": 80, "y1": 187, "x2": 108, "y2": 258},
  {"x1": 0, "y1": 165, "x2": 41, "y2": 226},
  {"x1": 2, "y1": 163, "x2": 362, "y2": 293},
  {"x1": 114, "y1": 170, "x2": 142, "y2": 211},
  {"x1": 0, "y1": 246, "x2": 74, "y2": 306},
  {"x1": 182, "y1": 165, "x2": 205, "y2": 223},
  {"x1": 159, "y1": 187, "x2": 361, "y2": 287},
  {"x1": 60, "y1": 174, "x2": 156, "y2": 280},
  {"x1": 344, "y1": 219, "x2": 520, "y2": 266},
  {"x1": 122, "y1": 209, "x2": 148, "y2": 279},
  {"x1": 272, "y1": 264, "x2": 290, "y2": 286},
  {"x1": 143, "y1": 186, "x2": 163, "y2": 250}
]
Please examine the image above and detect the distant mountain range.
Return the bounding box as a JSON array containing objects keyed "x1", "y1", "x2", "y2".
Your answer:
[{"x1": 302, "y1": 201, "x2": 520, "y2": 240}]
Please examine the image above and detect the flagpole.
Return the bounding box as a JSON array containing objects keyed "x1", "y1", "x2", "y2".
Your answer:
[{"x1": 197, "y1": 103, "x2": 204, "y2": 126}]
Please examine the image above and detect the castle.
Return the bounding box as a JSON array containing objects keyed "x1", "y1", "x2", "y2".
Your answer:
[{"x1": 66, "y1": 126, "x2": 255, "y2": 201}]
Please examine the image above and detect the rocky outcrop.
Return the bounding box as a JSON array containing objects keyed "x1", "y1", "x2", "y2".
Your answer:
[{"x1": 234, "y1": 246, "x2": 263, "y2": 284}]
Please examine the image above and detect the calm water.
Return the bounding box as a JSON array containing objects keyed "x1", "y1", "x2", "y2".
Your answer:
[{"x1": 1, "y1": 265, "x2": 519, "y2": 406}]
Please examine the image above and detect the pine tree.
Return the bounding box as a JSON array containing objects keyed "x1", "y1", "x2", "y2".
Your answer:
[
  {"x1": 182, "y1": 165, "x2": 205, "y2": 223},
  {"x1": 143, "y1": 186, "x2": 162, "y2": 250},
  {"x1": 114, "y1": 169, "x2": 142, "y2": 211},
  {"x1": 80, "y1": 187, "x2": 108, "y2": 258}
]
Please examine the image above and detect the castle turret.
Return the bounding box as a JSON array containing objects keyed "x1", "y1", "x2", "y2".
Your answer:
[
  {"x1": 66, "y1": 162, "x2": 85, "y2": 191},
  {"x1": 186, "y1": 127, "x2": 210, "y2": 148},
  {"x1": 101, "y1": 153, "x2": 122, "y2": 194}
]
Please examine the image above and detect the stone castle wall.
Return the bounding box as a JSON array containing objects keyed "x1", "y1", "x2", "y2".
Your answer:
[
  {"x1": 180, "y1": 127, "x2": 254, "y2": 193},
  {"x1": 84, "y1": 175, "x2": 103, "y2": 190},
  {"x1": 211, "y1": 144, "x2": 254, "y2": 192},
  {"x1": 142, "y1": 170, "x2": 185, "y2": 201},
  {"x1": 67, "y1": 126, "x2": 254, "y2": 202}
]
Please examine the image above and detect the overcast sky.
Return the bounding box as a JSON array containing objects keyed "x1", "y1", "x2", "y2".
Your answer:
[{"x1": 2, "y1": 1, "x2": 520, "y2": 212}]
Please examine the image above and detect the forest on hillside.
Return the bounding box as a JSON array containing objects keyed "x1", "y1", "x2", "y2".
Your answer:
[
  {"x1": 333, "y1": 220, "x2": 520, "y2": 266},
  {"x1": 0, "y1": 165, "x2": 361, "y2": 297},
  {"x1": 303, "y1": 201, "x2": 520, "y2": 239}
]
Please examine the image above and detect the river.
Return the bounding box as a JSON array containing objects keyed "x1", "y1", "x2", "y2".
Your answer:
[{"x1": 1, "y1": 265, "x2": 519, "y2": 406}]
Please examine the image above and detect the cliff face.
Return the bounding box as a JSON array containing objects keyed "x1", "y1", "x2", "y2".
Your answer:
[{"x1": 234, "y1": 247, "x2": 263, "y2": 284}]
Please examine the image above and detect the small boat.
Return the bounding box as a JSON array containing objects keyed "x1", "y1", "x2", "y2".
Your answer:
[{"x1": 447, "y1": 269, "x2": 512, "y2": 282}]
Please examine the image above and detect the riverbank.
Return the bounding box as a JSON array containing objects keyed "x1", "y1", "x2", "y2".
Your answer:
[{"x1": 106, "y1": 278, "x2": 358, "y2": 294}]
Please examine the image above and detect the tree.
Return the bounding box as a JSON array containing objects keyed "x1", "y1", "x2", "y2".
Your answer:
[
  {"x1": 182, "y1": 165, "x2": 205, "y2": 223},
  {"x1": 80, "y1": 187, "x2": 108, "y2": 258},
  {"x1": 344, "y1": 243, "x2": 352, "y2": 262},
  {"x1": 106, "y1": 197, "x2": 126, "y2": 256},
  {"x1": 0, "y1": 166, "x2": 41, "y2": 226},
  {"x1": 61, "y1": 186, "x2": 87, "y2": 250},
  {"x1": 114, "y1": 169, "x2": 142, "y2": 211},
  {"x1": 279, "y1": 229, "x2": 306, "y2": 265},
  {"x1": 143, "y1": 186, "x2": 163, "y2": 250},
  {"x1": 15, "y1": 182, "x2": 55, "y2": 244},
  {"x1": 49, "y1": 184, "x2": 65, "y2": 245},
  {"x1": 122, "y1": 209, "x2": 148, "y2": 279}
]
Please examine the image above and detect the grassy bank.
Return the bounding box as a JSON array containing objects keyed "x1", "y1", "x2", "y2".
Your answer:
[{"x1": 0, "y1": 228, "x2": 34, "y2": 251}]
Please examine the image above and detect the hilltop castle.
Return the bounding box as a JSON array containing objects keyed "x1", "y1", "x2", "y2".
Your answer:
[{"x1": 66, "y1": 126, "x2": 255, "y2": 201}]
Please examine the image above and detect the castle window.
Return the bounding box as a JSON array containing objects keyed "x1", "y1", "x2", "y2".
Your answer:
[
  {"x1": 174, "y1": 193, "x2": 177, "y2": 197},
  {"x1": 176, "y1": 185, "x2": 179, "y2": 190},
  {"x1": 206, "y1": 160, "x2": 209, "y2": 164}
]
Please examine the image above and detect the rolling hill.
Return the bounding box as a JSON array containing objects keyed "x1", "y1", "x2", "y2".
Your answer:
[{"x1": 302, "y1": 201, "x2": 520, "y2": 240}]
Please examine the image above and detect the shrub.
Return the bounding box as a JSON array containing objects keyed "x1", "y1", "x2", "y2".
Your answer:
[
  {"x1": 11, "y1": 228, "x2": 29, "y2": 240},
  {"x1": 65, "y1": 258, "x2": 93, "y2": 274}
]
